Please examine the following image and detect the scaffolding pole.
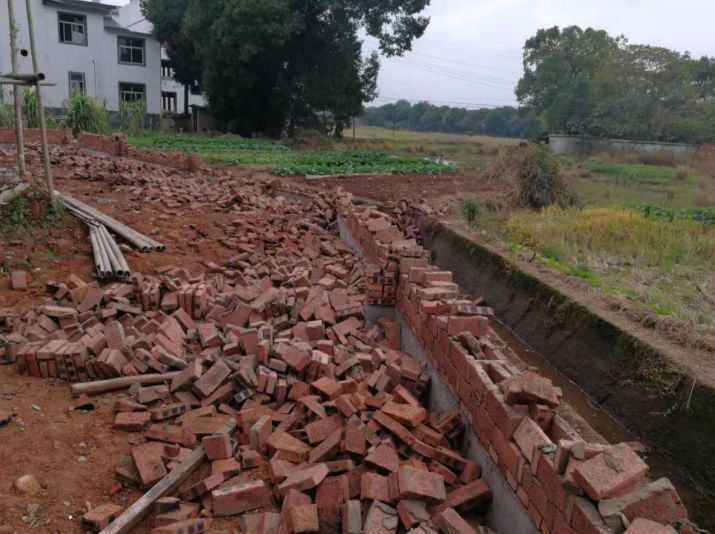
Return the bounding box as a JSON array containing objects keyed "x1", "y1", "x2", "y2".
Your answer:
[
  {"x1": 24, "y1": 0, "x2": 56, "y2": 207},
  {"x1": 7, "y1": 0, "x2": 26, "y2": 176}
]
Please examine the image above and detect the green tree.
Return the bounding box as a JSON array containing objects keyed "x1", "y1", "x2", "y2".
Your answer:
[
  {"x1": 516, "y1": 25, "x2": 715, "y2": 143},
  {"x1": 142, "y1": 0, "x2": 429, "y2": 137},
  {"x1": 141, "y1": 0, "x2": 202, "y2": 115}
]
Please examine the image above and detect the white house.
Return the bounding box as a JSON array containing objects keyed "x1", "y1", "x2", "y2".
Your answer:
[{"x1": 0, "y1": 0, "x2": 205, "y2": 120}]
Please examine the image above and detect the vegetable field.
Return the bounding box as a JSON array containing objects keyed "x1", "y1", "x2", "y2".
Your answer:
[{"x1": 128, "y1": 134, "x2": 456, "y2": 176}]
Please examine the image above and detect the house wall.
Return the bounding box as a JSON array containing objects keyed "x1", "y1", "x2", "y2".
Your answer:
[{"x1": 0, "y1": 0, "x2": 161, "y2": 115}]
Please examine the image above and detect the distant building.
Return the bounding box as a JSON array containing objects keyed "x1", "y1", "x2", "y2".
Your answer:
[{"x1": 0, "y1": 0, "x2": 206, "y2": 121}]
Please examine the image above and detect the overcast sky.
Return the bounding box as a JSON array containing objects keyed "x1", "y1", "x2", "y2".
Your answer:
[{"x1": 365, "y1": 0, "x2": 715, "y2": 109}]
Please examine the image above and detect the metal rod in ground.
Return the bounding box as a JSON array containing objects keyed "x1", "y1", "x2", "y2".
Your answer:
[
  {"x1": 99, "y1": 225, "x2": 131, "y2": 277},
  {"x1": 57, "y1": 193, "x2": 164, "y2": 251},
  {"x1": 7, "y1": 0, "x2": 26, "y2": 176},
  {"x1": 24, "y1": 0, "x2": 56, "y2": 208}
]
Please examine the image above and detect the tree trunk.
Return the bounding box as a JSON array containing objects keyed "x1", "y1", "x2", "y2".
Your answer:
[{"x1": 184, "y1": 84, "x2": 189, "y2": 116}]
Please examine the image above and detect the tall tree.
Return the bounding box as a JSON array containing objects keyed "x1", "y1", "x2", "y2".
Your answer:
[
  {"x1": 141, "y1": 0, "x2": 202, "y2": 115},
  {"x1": 141, "y1": 0, "x2": 429, "y2": 137},
  {"x1": 516, "y1": 26, "x2": 715, "y2": 143}
]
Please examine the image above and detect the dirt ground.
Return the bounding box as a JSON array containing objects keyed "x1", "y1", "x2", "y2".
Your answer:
[{"x1": 0, "y1": 149, "x2": 282, "y2": 534}]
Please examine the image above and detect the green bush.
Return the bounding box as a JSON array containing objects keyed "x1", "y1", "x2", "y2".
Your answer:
[
  {"x1": 22, "y1": 88, "x2": 39, "y2": 128},
  {"x1": 461, "y1": 198, "x2": 481, "y2": 225},
  {"x1": 516, "y1": 145, "x2": 573, "y2": 209},
  {"x1": 0, "y1": 88, "x2": 13, "y2": 127},
  {"x1": 63, "y1": 92, "x2": 110, "y2": 136},
  {"x1": 120, "y1": 100, "x2": 146, "y2": 135}
]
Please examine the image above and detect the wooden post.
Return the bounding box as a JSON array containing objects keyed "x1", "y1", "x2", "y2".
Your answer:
[
  {"x1": 99, "y1": 419, "x2": 237, "y2": 534},
  {"x1": 7, "y1": 0, "x2": 26, "y2": 176},
  {"x1": 24, "y1": 0, "x2": 56, "y2": 208},
  {"x1": 70, "y1": 372, "x2": 180, "y2": 397}
]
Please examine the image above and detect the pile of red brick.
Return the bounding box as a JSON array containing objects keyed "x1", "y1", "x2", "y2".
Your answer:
[
  {"x1": 0, "y1": 146, "x2": 698, "y2": 534},
  {"x1": 338, "y1": 200, "x2": 695, "y2": 534}
]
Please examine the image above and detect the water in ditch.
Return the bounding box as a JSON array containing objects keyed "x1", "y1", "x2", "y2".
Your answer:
[{"x1": 490, "y1": 320, "x2": 714, "y2": 531}]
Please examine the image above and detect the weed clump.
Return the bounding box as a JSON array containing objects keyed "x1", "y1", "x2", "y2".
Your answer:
[
  {"x1": 516, "y1": 145, "x2": 574, "y2": 210},
  {"x1": 63, "y1": 92, "x2": 110, "y2": 136},
  {"x1": 460, "y1": 198, "x2": 480, "y2": 225}
]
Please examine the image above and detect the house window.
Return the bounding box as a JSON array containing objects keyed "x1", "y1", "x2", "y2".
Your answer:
[
  {"x1": 119, "y1": 82, "x2": 145, "y2": 103},
  {"x1": 162, "y1": 92, "x2": 177, "y2": 113},
  {"x1": 58, "y1": 12, "x2": 87, "y2": 45},
  {"x1": 118, "y1": 36, "x2": 145, "y2": 65},
  {"x1": 161, "y1": 60, "x2": 174, "y2": 79},
  {"x1": 68, "y1": 72, "x2": 85, "y2": 95}
]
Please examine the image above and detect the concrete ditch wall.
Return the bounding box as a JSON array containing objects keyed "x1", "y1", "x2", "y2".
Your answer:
[{"x1": 414, "y1": 217, "x2": 715, "y2": 504}]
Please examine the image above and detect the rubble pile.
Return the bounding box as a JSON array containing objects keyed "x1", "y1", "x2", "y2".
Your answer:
[
  {"x1": 1, "y1": 184, "x2": 496, "y2": 534},
  {"x1": 0, "y1": 140, "x2": 697, "y2": 533}
]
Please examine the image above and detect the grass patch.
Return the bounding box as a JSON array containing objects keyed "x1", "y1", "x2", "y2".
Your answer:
[
  {"x1": 0, "y1": 192, "x2": 67, "y2": 239},
  {"x1": 128, "y1": 133, "x2": 456, "y2": 176},
  {"x1": 506, "y1": 206, "x2": 715, "y2": 327}
]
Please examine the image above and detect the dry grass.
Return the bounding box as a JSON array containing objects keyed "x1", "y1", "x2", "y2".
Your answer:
[{"x1": 506, "y1": 206, "x2": 715, "y2": 328}]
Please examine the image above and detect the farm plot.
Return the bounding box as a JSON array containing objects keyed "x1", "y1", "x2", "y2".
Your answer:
[{"x1": 128, "y1": 133, "x2": 456, "y2": 176}]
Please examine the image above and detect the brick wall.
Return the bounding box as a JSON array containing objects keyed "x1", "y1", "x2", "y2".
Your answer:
[
  {"x1": 0, "y1": 127, "x2": 71, "y2": 145},
  {"x1": 77, "y1": 132, "x2": 204, "y2": 172},
  {"x1": 699, "y1": 144, "x2": 715, "y2": 161},
  {"x1": 338, "y1": 201, "x2": 694, "y2": 534}
]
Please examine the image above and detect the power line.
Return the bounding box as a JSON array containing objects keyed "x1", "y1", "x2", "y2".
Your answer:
[
  {"x1": 406, "y1": 51, "x2": 522, "y2": 75},
  {"x1": 393, "y1": 58, "x2": 517, "y2": 90},
  {"x1": 396, "y1": 57, "x2": 517, "y2": 86},
  {"x1": 369, "y1": 95, "x2": 516, "y2": 109}
]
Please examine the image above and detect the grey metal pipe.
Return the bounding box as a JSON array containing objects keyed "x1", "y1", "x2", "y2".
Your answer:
[
  {"x1": 99, "y1": 225, "x2": 131, "y2": 277},
  {"x1": 0, "y1": 72, "x2": 45, "y2": 81},
  {"x1": 96, "y1": 224, "x2": 125, "y2": 277},
  {"x1": 58, "y1": 193, "x2": 163, "y2": 252},
  {"x1": 89, "y1": 226, "x2": 111, "y2": 278}
]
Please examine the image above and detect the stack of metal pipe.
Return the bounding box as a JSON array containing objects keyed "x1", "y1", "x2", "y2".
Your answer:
[
  {"x1": 56, "y1": 192, "x2": 164, "y2": 252},
  {"x1": 56, "y1": 192, "x2": 164, "y2": 280}
]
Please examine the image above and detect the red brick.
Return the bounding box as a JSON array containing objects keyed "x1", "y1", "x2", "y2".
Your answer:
[
  {"x1": 433, "y1": 507, "x2": 478, "y2": 534},
  {"x1": 624, "y1": 519, "x2": 677, "y2": 534},
  {"x1": 392, "y1": 465, "x2": 446, "y2": 502},
  {"x1": 573, "y1": 444, "x2": 648, "y2": 500},
  {"x1": 285, "y1": 504, "x2": 319, "y2": 534},
  {"x1": 151, "y1": 518, "x2": 212, "y2": 534},
  {"x1": 202, "y1": 434, "x2": 233, "y2": 460},
  {"x1": 82, "y1": 503, "x2": 124, "y2": 531},
  {"x1": 212, "y1": 480, "x2": 273, "y2": 516},
  {"x1": 192, "y1": 359, "x2": 231, "y2": 398}
]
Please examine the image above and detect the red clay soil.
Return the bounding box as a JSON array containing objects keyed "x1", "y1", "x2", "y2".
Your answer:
[{"x1": 0, "y1": 149, "x2": 282, "y2": 534}]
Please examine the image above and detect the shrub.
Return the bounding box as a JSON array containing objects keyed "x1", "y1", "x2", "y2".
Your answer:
[
  {"x1": 0, "y1": 88, "x2": 14, "y2": 127},
  {"x1": 460, "y1": 198, "x2": 481, "y2": 225},
  {"x1": 63, "y1": 92, "x2": 110, "y2": 136},
  {"x1": 516, "y1": 145, "x2": 574, "y2": 209},
  {"x1": 22, "y1": 87, "x2": 39, "y2": 128},
  {"x1": 675, "y1": 165, "x2": 689, "y2": 182},
  {"x1": 120, "y1": 100, "x2": 146, "y2": 135}
]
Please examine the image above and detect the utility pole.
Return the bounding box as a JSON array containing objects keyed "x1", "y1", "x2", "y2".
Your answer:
[
  {"x1": 7, "y1": 0, "x2": 26, "y2": 176},
  {"x1": 24, "y1": 0, "x2": 56, "y2": 207}
]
